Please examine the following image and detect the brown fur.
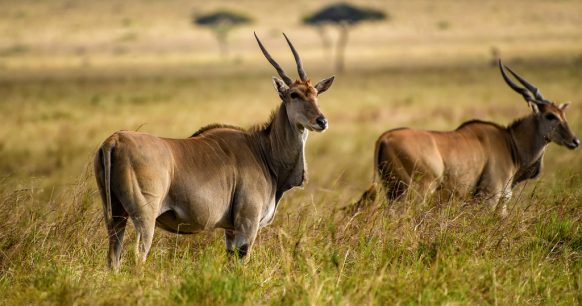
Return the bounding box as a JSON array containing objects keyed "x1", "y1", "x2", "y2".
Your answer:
[
  {"x1": 95, "y1": 67, "x2": 334, "y2": 271},
  {"x1": 190, "y1": 111, "x2": 278, "y2": 138},
  {"x1": 95, "y1": 33, "x2": 335, "y2": 271},
  {"x1": 190, "y1": 123, "x2": 244, "y2": 137},
  {"x1": 96, "y1": 102, "x2": 314, "y2": 270},
  {"x1": 292, "y1": 80, "x2": 317, "y2": 97},
  {"x1": 355, "y1": 102, "x2": 578, "y2": 216}
]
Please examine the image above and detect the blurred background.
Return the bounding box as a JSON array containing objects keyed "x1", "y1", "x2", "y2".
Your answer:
[{"x1": 1, "y1": 0, "x2": 581, "y2": 76}]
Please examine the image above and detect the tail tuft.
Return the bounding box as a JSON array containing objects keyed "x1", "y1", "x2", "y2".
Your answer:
[{"x1": 100, "y1": 140, "x2": 115, "y2": 227}]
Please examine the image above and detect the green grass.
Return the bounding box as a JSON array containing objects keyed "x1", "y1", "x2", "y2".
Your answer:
[
  {"x1": 1, "y1": 0, "x2": 582, "y2": 304},
  {"x1": 1, "y1": 62, "x2": 581, "y2": 305}
]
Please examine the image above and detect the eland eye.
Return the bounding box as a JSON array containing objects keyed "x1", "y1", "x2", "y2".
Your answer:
[
  {"x1": 545, "y1": 113, "x2": 558, "y2": 121},
  {"x1": 290, "y1": 92, "x2": 299, "y2": 99}
]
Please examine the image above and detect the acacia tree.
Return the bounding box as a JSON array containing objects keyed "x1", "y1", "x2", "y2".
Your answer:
[
  {"x1": 193, "y1": 10, "x2": 252, "y2": 58},
  {"x1": 303, "y1": 3, "x2": 386, "y2": 72}
]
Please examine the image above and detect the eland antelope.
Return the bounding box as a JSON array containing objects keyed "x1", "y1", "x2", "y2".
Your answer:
[
  {"x1": 355, "y1": 60, "x2": 578, "y2": 215},
  {"x1": 94, "y1": 32, "x2": 335, "y2": 270}
]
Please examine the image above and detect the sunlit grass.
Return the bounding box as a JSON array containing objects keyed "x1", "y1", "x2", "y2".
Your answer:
[{"x1": 1, "y1": 59, "x2": 581, "y2": 304}]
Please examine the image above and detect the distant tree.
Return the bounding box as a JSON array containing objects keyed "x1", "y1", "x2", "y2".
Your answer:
[
  {"x1": 193, "y1": 10, "x2": 252, "y2": 58},
  {"x1": 303, "y1": 3, "x2": 386, "y2": 72}
]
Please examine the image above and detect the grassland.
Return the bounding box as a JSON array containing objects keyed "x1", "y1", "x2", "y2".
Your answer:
[{"x1": 1, "y1": 0, "x2": 582, "y2": 305}]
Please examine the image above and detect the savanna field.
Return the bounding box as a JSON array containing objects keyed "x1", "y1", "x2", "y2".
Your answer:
[{"x1": 1, "y1": 0, "x2": 582, "y2": 304}]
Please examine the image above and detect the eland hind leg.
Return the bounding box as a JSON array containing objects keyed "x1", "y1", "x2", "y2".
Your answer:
[
  {"x1": 128, "y1": 196, "x2": 160, "y2": 265},
  {"x1": 96, "y1": 184, "x2": 129, "y2": 270},
  {"x1": 133, "y1": 221, "x2": 156, "y2": 264},
  {"x1": 377, "y1": 140, "x2": 416, "y2": 202},
  {"x1": 113, "y1": 168, "x2": 163, "y2": 265},
  {"x1": 225, "y1": 229, "x2": 236, "y2": 255},
  {"x1": 379, "y1": 167, "x2": 409, "y2": 202}
]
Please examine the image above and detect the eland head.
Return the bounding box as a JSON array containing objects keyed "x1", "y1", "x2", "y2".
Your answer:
[{"x1": 254, "y1": 32, "x2": 334, "y2": 132}]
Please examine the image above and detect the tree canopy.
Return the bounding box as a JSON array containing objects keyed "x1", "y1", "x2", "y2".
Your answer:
[
  {"x1": 194, "y1": 10, "x2": 252, "y2": 27},
  {"x1": 302, "y1": 3, "x2": 387, "y2": 72},
  {"x1": 192, "y1": 10, "x2": 252, "y2": 58},
  {"x1": 303, "y1": 3, "x2": 386, "y2": 26}
]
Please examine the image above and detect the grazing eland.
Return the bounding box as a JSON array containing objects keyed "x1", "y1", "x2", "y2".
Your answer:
[
  {"x1": 94, "y1": 32, "x2": 335, "y2": 270},
  {"x1": 354, "y1": 60, "x2": 578, "y2": 215}
]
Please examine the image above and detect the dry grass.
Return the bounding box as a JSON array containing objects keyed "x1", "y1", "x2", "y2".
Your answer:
[
  {"x1": 1, "y1": 63, "x2": 581, "y2": 305},
  {"x1": 1, "y1": 0, "x2": 582, "y2": 305}
]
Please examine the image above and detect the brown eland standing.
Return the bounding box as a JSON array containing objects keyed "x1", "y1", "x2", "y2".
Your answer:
[
  {"x1": 355, "y1": 60, "x2": 578, "y2": 216},
  {"x1": 94, "y1": 32, "x2": 335, "y2": 270}
]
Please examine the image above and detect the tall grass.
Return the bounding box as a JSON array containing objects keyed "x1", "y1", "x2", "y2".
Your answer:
[
  {"x1": 1, "y1": 63, "x2": 581, "y2": 304},
  {"x1": 1, "y1": 169, "x2": 580, "y2": 304}
]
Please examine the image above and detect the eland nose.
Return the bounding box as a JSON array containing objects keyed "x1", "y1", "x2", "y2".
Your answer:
[
  {"x1": 316, "y1": 116, "x2": 328, "y2": 130},
  {"x1": 573, "y1": 138, "x2": 580, "y2": 148}
]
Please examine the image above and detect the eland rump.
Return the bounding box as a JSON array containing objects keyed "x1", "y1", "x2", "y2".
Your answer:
[
  {"x1": 356, "y1": 60, "x2": 578, "y2": 215},
  {"x1": 94, "y1": 33, "x2": 335, "y2": 270}
]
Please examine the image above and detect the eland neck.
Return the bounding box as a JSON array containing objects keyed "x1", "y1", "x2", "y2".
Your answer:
[
  {"x1": 255, "y1": 103, "x2": 308, "y2": 199},
  {"x1": 508, "y1": 114, "x2": 548, "y2": 172}
]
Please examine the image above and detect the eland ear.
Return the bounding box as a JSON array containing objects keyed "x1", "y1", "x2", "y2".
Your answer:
[
  {"x1": 528, "y1": 101, "x2": 540, "y2": 114},
  {"x1": 559, "y1": 102, "x2": 571, "y2": 110},
  {"x1": 315, "y1": 76, "x2": 335, "y2": 95},
  {"x1": 272, "y1": 77, "x2": 289, "y2": 97}
]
